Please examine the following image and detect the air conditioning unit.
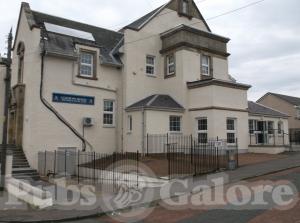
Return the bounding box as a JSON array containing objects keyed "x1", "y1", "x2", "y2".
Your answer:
[{"x1": 83, "y1": 117, "x2": 94, "y2": 127}]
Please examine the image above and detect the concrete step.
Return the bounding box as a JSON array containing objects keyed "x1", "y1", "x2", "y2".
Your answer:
[
  {"x1": 13, "y1": 174, "x2": 40, "y2": 181},
  {"x1": 12, "y1": 168, "x2": 38, "y2": 174}
]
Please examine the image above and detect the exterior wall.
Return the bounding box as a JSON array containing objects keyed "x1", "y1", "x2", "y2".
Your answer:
[
  {"x1": 188, "y1": 85, "x2": 248, "y2": 110},
  {"x1": 0, "y1": 65, "x2": 6, "y2": 143},
  {"x1": 248, "y1": 115, "x2": 289, "y2": 146},
  {"x1": 11, "y1": 7, "x2": 123, "y2": 168},
  {"x1": 189, "y1": 109, "x2": 249, "y2": 151},
  {"x1": 123, "y1": 7, "x2": 210, "y2": 108},
  {"x1": 258, "y1": 95, "x2": 300, "y2": 131}
]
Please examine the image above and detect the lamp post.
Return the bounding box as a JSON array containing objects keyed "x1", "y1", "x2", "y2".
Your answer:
[{"x1": 0, "y1": 29, "x2": 13, "y2": 191}]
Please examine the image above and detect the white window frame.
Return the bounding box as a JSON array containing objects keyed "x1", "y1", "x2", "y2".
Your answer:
[
  {"x1": 103, "y1": 100, "x2": 115, "y2": 127},
  {"x1": 267, "y1": 121, "x2": 274, "y2": 134},
  {"x1": 79, "y1": 51, "x2": 94, "y2": 77},
  {"x1": 166, "y1": 54, "x2": 175, "y2": 76},
  {"x1": 127, "y1": 115, "x2": 133, "y2": 133},
  {"x1": 197, "y1": 117, "x2": 208, "y2": 144},
  {"x1": 201, "y1": 55, "x2": 210, "y2": 76},
  {"x1": 296, "y1": 107, "x2": 300, "y2": 119},
  {"x1": 169, "y1": 116, "x2": 181, "y2": 133},
  {"x1": 146, "y1": 55, "x2": 156, "y2": 76},
  {"x1": 278, "y1": 121, "x2": 283, "y2": 135},
  {"x1": 182, "y1": 0, "x2": 189, "y2": 14},
  {"x1": 227, "y1": 118, "x2": 237, "y2": 145}
]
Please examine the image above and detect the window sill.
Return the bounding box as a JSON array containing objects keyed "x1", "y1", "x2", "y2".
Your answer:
[
  {"x1": 146, "y1": 74, "x2": 157, "y2": 78},
  {"x1": 164, "y1": 74, "x2": 176, "y2": 79},
  {"x1": 77, "y1": 75, "x2": 98, "y2": 81},
  {"x1": 103, "y1": 125, "x2": 115, "y2": 128}
]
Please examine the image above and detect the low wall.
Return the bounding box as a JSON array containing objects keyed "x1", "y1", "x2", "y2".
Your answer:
[{"x1": 248, "y1": 146, "x2": 287, "y2": 154}]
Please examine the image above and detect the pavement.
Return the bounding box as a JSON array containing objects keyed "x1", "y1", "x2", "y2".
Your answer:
[{"x1": 1, "y1": 152, "x2": 300, "y2": 222}]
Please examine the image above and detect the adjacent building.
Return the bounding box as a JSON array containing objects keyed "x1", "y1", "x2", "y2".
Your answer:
[
  {"x1": 7, "y1": 1, "x2": 290, "y2": 169},
  {"x1": 248, "y1": 101, "x2": 289, "y2": 154},
  {"x1": 0, "y1": 59, "x2": 6, "y2": 143}
]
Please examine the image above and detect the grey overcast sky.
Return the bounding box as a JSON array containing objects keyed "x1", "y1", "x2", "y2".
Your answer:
[{"x1": 0, "y1": 0, "x2": 299, "y2": 101}]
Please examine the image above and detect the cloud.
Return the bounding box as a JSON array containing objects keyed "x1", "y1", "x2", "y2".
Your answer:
[{"x1": 0, "y1": 0, "x2": 299, "y2": 100}]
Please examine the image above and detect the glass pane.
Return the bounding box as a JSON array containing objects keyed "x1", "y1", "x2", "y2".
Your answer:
[
  {"x1": 81, "y1": 52, "x2": 93, "y2": 64},
  {"x1": 170, "y1": 116, "x2": 181, "y2": 132},
  {"x1": 146, "y1": 56, "x2": 155, "y2": 65},
  {"x1": 146, "y1": 66, "x2": 154, "y2": 75},
  {"x1": 168, "y1": 64, "x2": 175, "y2": 74},
  {"x1": 198, "y1": 119, "x2": 207, "y2": 131},
  {"x1": 198, "y1": 133, "x2": 207, "y2": 144},
  {"x1": 80, "y1": 65, "x2": 92, "y2": 76},
  {"x1": 104, "y1": 101, "x2": 114, "y2": 112},
  {"x1": 227, "y1": 133, "x2": 236, "y2": 144},
  {"x1": 202, "y1": 55, "x2": 209, "y2": 65},
  {"x1": 103, "y1": 114, "x2": 113, "y2": 125},
  {"x1": 227, "y1": 119, "x2": 235, "y2": 130},
  {"x1": 201, "y1": 66, "x2": 209, "y2": 75}
]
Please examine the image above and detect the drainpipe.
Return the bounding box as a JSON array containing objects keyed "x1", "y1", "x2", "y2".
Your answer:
[
  {"x1": 142, "y1": 107, "x2": 146, "y2": 153},
  {"x1": 40, "y1": 37, "x2": 93, "y2": 151},
  {"x1": 0, "y1": 29, "x2": 13, "y2": 190}
]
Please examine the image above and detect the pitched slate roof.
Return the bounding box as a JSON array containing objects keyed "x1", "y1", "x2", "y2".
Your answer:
[
  {"x1": 263, "y1": 93, "x2": 300, "y2": 106},
  {"x1": 19, "y1": 3, "x2": 124, "y2": 67},
  {"x1": 124, "y1": 6, "x2": 164, "y2": 31},
  {"x1": 126, "y1": 95, "x2": 185, "y2": 111},
  {"x1": 248, "y1": 101, "x2": 289, "y2": 118}
]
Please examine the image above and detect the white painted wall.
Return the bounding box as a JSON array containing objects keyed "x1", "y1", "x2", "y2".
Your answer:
[{"x1": 0, "y1": 65, "x2": 5, "y2": 143}]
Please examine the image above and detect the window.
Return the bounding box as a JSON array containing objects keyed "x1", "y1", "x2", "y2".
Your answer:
[
  {"x1": 169, "y1": 116, "x2": 181, "y2": 132},
  {"x1": 146, "y1": 55, "x2": 155, "y2": 76},
  {"x1": 249, "y1": 120, "x2": 255, "y2": 134},
  {"x1": 166, "y1": 54, "x2": 175, "y2": 77},
  {"x1": 296, "y1": 107, "x2": 300, "y2": 119},
  {"x1": 128, "y1": 115, "x2": 133, "y2": 132},
  {"x1": 197, "y1": 118, "x2": 208, "y2": 144},
  {"x1": 79, "y1": 51, "x2": 95, "y2": 77},
  {"x1": 182, "y1": 0, "x2": 189, "y2": 14},
  {"x1": 103, "y1": 100, "x2": 114, "y2": 126},
  {"x1": 278, "y1": 121, "x2": 283, "y2": 134},
  {"x1": 201, "y1": 55, "x2": 211, "y2": 76},
  {"x1": 227, "y1": 118, "x2": 236, "y2": 144},
  {"x1": 17, "y1": 42, "x2": 25, "y2": 84},
  {"x1": 268, "y1": 121, "x2": 274, "y2": 134}
]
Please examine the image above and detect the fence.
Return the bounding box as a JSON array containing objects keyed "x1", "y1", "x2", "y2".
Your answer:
[
  {"x1": 290, "y1": 132, "x2": 300, "y2": 145},
  {"x1": 166, "y1": 137, "x2": 238, "y2": 179},
  {"x1": 38, "y1": 151, "x2": 140, "y2": 192}
]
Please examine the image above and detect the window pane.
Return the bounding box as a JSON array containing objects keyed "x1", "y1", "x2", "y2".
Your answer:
[
  {"x1": 201, "y1": 66, "x2": 209, "y2": 75},
  {"x1": 249, "y1": 120, "x2": 254, "y2": 134},
  {"x1": 168, "y1": 64, "x2": 175, "y2": 74},
  {"x1": 146, "y1": 56, "x2": 155, "y2": 65},
  {"x1": 227, "y1": 133, "x2": 236, "y2": 144},
  {"x1": 81, "y1": 52, "x2": 93, "y2": 64},
  {"x1": 198, "y1": 133, "x2": 207, "y2": 144},
  {"x1": 202, "y1": 55, "x2": 209, "y2": 66},
  {"x1": 227, "y1": 119, "x2": 235, "y2": 130},
  {"x1": 168, "y1": 55, "x2": 174, "y2": 64},
  {"x1": 80, "y1": 65, "x2": 92, "y2": 76},
  {"x1": 198, "y1": 119, "x2": 207, "y2": 131},
  {"x1": 146, "y1": 66, "x2": 154, "y2": 75},
  {"x1": 268, "y1": 121, "x2": 274, "y2": 134},
  {"x1": 104, "y1": 101, "x2": 114, "y2": 112},
  {"x1": 170, "y1": 116, "x2": 181, "y2": 132},
  {"x1": 103, "y1": 114, "x2": 113, "y2": 125}
]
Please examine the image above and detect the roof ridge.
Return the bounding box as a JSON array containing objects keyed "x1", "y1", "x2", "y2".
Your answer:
[
  {"x1": 32, "y1": 10, "x2": 123, "y2": 35},
  {"x1": 271, "y1": 92, "x2": 300, "y2": 100},
  {"x1": 146, "y1": 94, "x2": 159, "y2": 106}
]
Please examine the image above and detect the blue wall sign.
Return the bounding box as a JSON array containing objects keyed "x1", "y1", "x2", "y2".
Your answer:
[{"x1": 52, "y1": 93, "x2": 95, "y2": 106}]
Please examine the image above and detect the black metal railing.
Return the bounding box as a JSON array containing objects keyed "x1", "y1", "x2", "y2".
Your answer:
[
  {"x1": 290, "y1": 132, "x2": 300, "y2": 145},
  {"x1": 249, "y1": 129, "x2": 289, "y2": 146},
  {"x1": 38, "y1": 150, "x2": 140, "y2": 192}
]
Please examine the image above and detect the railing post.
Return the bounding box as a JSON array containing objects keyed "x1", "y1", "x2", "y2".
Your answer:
[
  {"x1": 236, "y1": 138, "x2": 239, "y2": 168},
  {"x1": 44, "y1": 151, "x2": 47, "y2": 176},
  {"x1": 54, "y1": 150, "x2": 56, "y2": 176},
  {"x1": 274, "y1": 131, "x2": 276, "y2": 146},
  {"x1": 65, "y1": 150, "x2": 67, "y2": 177},
  {"x1": 190, "y1": 134, "x2": 193, "y2": 164},
  {"x1": 93, "y1": 152, "x2": 96, "y2": 182},
  {"x1": 167, "y1": 145, "x2": 170, "y2": 180},
  {"x1": 77, "y1": 150, "x2": 80, "y2": 184},
  {"x1": 137, "y1": 150, "x2": 139, "y2": 188}
]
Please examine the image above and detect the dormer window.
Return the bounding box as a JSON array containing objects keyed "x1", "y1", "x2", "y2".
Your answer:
[
  {"x1": 182, "y1": 0, "x2": 189, "y2": 15},
  {"x1": 79, "y1": 49, "x2": 97, "y2": 79}
]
